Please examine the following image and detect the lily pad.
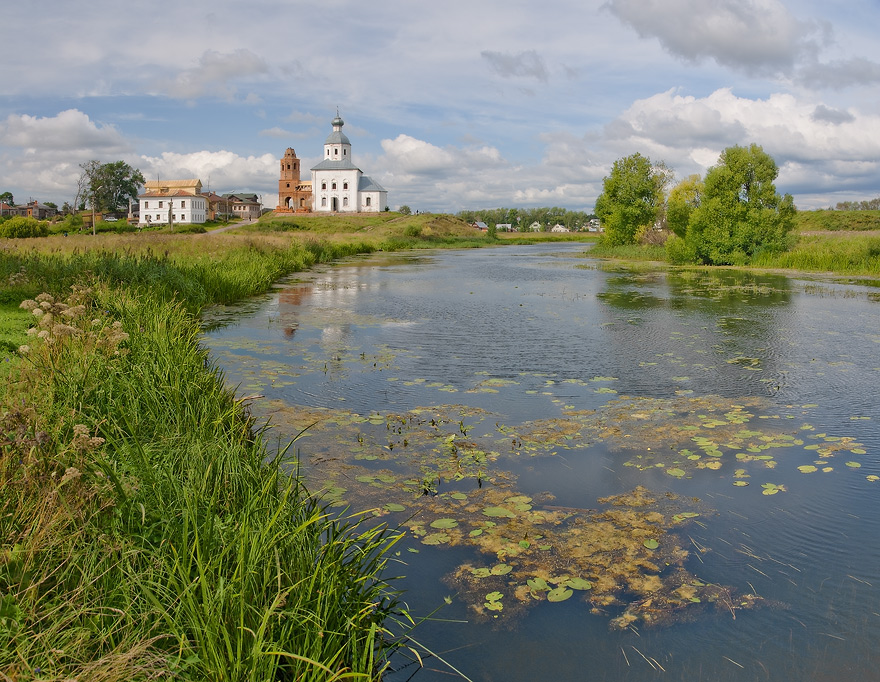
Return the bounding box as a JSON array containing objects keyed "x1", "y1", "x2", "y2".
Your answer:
[
  {"x1": 422, "y1": 532, "x2": 450, "y2": 545},
  {"x1": 490, "y1": 563, "x2": 513, "y2": 576},
  {"x1": 797, "y1": 465, "x2": 818, "y2": 474},
  {"x1": 527, "y1": 577, "x2": 549, "y2": 591},
  {"x1": 547, "y1": 586, "x2": 573, "y2": 602},
  {"x1": 643, "y1": 539, "x2": 659, "y2": 550},
  {"x1": 483, "y1": 506, "x2": 517, "y2": 518},
  {"x1": 430, "y1": 518, "x2": 459, "y2": 529},
  {"x1": 564, "y1": 577, "x2": 593, "y2": 590}
]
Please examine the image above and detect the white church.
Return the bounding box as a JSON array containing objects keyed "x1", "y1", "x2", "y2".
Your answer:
[{"x1": 310, "y1": 115, "x2": 388, "y2": 213}]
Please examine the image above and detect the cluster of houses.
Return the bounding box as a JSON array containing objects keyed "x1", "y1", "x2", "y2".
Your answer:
[
  {"x1": 0, "y1": 200, "x2": 59, "y2": 221},
  {"x1": 132, "y1": 113, "x2": 387, "y2": 227},
  {"x1": 132, "y1": 181, "x2": 261, "y2": 227},
  {"x1": 2, "y1": 114, "x2": 388, "y2": 229},
  {"x1": 472, "y1": 219, "x2": 602, "y2": 233}
]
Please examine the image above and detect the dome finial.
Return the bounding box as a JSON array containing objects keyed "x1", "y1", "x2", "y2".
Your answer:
[{"x1": 331, "y1": 108, "x2": 344, "y2": 129}]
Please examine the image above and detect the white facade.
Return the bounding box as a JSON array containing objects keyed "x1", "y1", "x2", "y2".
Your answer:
[
  {"x1": 311, "y1": 115, "x2": 388, "y2": 213},
  {"x1": 138, "y1": 194, "x2": 207, "y2": 226}
]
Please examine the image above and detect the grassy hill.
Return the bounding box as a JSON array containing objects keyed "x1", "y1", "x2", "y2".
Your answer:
[{"x1": 794, "y1": 209, "x2": 880, "y2": 232}]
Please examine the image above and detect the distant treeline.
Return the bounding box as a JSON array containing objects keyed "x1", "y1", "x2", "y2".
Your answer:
[
  {"x1": 456, "y1": 207, "x2": 597, "y2": 230},
  {"x1": 834, "y1": 197, "x2": 880, "y2": 211}
]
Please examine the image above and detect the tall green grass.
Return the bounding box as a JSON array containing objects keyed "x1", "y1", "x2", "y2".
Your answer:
[
  {"x1": 1, "y1": 240, "x2": 404, "y2": 680},
  {"x1": 751, "y1": 233, "x2": 880, "y2": 275}
]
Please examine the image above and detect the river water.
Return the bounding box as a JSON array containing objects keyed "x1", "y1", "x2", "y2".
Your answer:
[{"x1": 202, "y1": 242, "x2": 880, "y2": 681}]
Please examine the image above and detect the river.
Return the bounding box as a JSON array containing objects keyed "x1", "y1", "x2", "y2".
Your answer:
[{"x1": 202, "y1": 242, "x2": 880, "y2": 681}]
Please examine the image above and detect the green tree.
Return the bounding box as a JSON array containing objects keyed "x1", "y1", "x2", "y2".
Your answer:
[
  {"x1": 594, "y1": 153, "x2": 665, "y2": 245},
  {"x1": 88, "y1": 160, "x2": 146, "y2": 214},
  {"x1": 398, "y1": 204, "x2": 412, "y2": 215},
  {"x1": 666, "y1": 174, "x2": 704, "y2": 238},
  {"x1": 0, "y1": 191, "x2": 13, "y2": 206},
  {"x1": 679, "y1": 144, "x2": 795, "y2": 265}
]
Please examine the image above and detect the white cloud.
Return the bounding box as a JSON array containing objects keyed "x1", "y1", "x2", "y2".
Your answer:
[
  {"x1": 163, "y1": 49, "x2": 270, "y2": 100},
  {"x1": 0, "y1": 110, "x2": 136, "y2": 203},
  {"x1": 603, "y1": 88, "x2": 880, "y2": 206},
  {"x1": 0, "y1": 110, "x2": 131, "y2": 154},
  {"x1": 605, "y1": 0, "x2": 815, "y2": 75},
  {"x1": 259, "y1": 127, "x2": 295, "y2": 139},
  {"x1": 481, "y1": 50, "x2": 549, "y2": 82},
  {"x1": 138, "y1": 150, "x2": 278, "y2": 196}
]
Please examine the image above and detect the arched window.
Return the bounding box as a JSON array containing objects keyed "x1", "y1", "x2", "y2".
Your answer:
[
  {"x1": 343, "y1": 182, "x2": 348, "y2": 190},
  {"x1": 366, "y1": 197, "x2": 372, "y2": 207},
  {"x1": 343, "y1": 197, "x2": 349, "y2": 207},
  {"x1": 321, "y1": 197, "x2": 327, "y2": 207},
  {"x1": 321, "y1": 182, "x2": 327, "y2": 190},
  {"x1": 332, "y1": 182, "x2": 337, "y2": 190}
]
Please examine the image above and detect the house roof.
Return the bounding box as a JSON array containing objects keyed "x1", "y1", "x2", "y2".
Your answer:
[
  {"x1": 358, "y1": 175, "x2": 387, "y2": 193},
  {"x1": 311, "y1": 158, "x2": 360, "y2": 172},
  {"x1": 144, "y1": 179, "x2": 201, "y2": 190},
  {"x1": 139, "y1": 191, "x2": 205, "y2": 199}
]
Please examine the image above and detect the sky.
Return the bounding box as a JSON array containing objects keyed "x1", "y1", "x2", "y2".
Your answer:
[{"x1": 2, "y1": 0, "x2": 879, "y2": 214}]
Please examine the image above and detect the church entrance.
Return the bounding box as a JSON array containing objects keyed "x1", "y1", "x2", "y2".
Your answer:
[{"x1": 331, "y1": 197, "x2": 339, "y2": 212}]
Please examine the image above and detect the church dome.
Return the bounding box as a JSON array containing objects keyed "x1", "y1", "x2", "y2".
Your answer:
[{"x1": 325, "y1": 115, "x2": 351, "y2": 145}]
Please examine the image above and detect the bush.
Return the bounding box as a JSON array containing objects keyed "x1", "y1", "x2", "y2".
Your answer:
[
  {"x1": 665, "y1": 234, "x2": 700, "y2": 264},
  {"x1": 0, "y1": 217, "x2": 49, "y2": 239}
]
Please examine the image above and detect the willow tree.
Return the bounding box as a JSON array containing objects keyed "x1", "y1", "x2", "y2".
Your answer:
[
  {"x1": 676, "y1": 144, "x2": 795, "y2": 265},
  {"x1": 595, "y1": 153, "x2": 668, "y2": 246}
]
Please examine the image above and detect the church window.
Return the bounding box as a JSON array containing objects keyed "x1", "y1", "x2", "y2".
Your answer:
[
  {"x1": 334, "y1": 148, "x2": 338, "y2": 156},
  {"x1": 343, "y1": 182, "x2": 348, "y2": 190},
  {"x1": 286, "y1": 183, "x2": 290, "y2": 188},
  {"x1": 321, "y1": 182, "x2": 327, "y2": 190},
  {"x1": 343, "y1": 149, "x2": 347, "y2": 156},
  {"x1": 366, "y1": 197, "x2": 372, "y2": 207},
  {"x1": 181, "y1": 200, "x2": 186, "y2": 208},
  {"x1": 321, "y1": 197, "x2": 327, "y2": 207},
  {"x1": 343, "y1": 197, "x2": 349, "y2": 207},
  {"x1": 332, "y1": 182, "x2": 337, "y2": 190}
]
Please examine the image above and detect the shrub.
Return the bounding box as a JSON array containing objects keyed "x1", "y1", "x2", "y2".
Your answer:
[{"x1": 0, "y1": 217, "x2": 49, "y2": 239}]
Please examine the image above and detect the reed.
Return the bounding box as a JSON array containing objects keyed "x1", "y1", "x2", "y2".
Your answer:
[
  {"x1": 751, "y1": 232, "x2": 880, "y2": 275},
  {"x1": 1, "y1": 240, "x2": 403, "y2": 680}
]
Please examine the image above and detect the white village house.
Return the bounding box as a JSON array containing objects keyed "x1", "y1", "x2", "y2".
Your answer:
[
  {"x1": 310, "y1": 115, "x2": 387, "y2": 213},
  {"x1": 137, "y1": 179, "x2": 207, "y2": 227}
]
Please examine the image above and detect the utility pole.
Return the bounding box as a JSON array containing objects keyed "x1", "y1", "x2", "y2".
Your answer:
[{"x1": 91, "y1": 184, "x2": 102, "y2": 236}]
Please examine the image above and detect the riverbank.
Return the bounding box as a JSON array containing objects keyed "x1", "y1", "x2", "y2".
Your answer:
[
  {"x1": 0, "y1": 235, "x2": 418, "y2": 680},
  {"x1": 589, "y1": 210, "x2": 880, "y2": 279}
]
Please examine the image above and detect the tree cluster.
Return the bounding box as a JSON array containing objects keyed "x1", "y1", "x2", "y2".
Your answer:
[
  {"x1": 456, "y1": 207, "x2": 596, "y2": 231},
  {"x1": 834, "y1": 198, "x2": 880, "y2": 211},
  {"x1": 75, "y1": 160, "x2": 146, "y2": 215},
  {"x1": 594, "y1": 153, "x2": 671, "y2": 245},
  {"x1": 597, "y1": 145, "x2": 796, "y2": 265}
]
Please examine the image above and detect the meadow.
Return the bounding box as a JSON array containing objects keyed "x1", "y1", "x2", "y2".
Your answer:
[{"x1": 0, "y1": 213, "x2": 502, "y2": 681}]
